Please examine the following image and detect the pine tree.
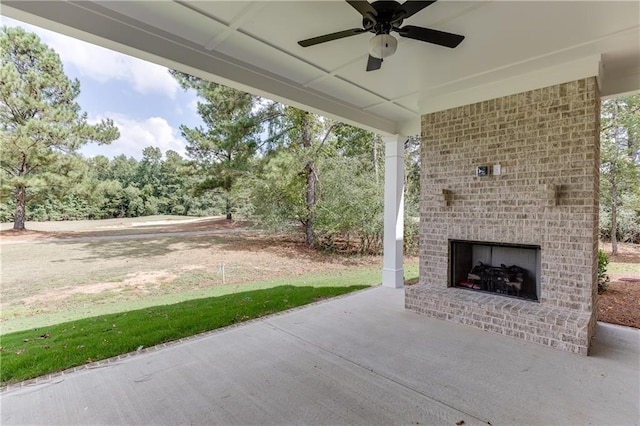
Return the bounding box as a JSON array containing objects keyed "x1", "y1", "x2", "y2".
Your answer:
[
  {"x1": 600, "y1": 95, "x2": 640, "y2": 252},
  {"x1": 170, "y1": 71, "x2": 273, "y2": 220},
  {"x1": 0, "y1": 26, "x2": 119, "y2": 229}
]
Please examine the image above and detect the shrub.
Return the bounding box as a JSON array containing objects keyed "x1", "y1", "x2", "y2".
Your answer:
[
  {"x1": 597, "y1": 249, "x2": 610, "y2": 293},
  {"x1": 404, "y1": 217, "x2": 419, "y2": 256}
]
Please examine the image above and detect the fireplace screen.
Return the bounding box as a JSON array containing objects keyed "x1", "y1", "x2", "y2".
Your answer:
[{"x1": 449, "y1": 240, "x2": 540, "y2": 301}]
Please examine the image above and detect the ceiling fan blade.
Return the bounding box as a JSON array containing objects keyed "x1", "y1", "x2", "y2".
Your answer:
[
  {"x1": 366, "y1": 55, "x2": 382, "y2": 71},
  {"x1": 298, "y1": 28, "x2": 367, "y2": 47},
  {"x1": 399, "y1": 1, "x2": 437, "y2": 19},
  {"x1": 398, "y1": 25, "x2": 464, "y2": 48},
  {"x1": 346, "y1": 0, "x2": 378, "y2": 20}
]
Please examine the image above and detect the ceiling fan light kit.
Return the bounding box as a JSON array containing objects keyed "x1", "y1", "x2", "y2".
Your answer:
[
  {"x1": 369, "y1": 34, "x2": 398, "y2": 59},
  {"x1": 298, "y1": 0, "x2": 465, "y2": 71}
]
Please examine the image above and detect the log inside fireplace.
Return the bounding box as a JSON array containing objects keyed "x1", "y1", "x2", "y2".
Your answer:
[{"x1": 449, "y1": 240, "x2": 541, "y2": 302}]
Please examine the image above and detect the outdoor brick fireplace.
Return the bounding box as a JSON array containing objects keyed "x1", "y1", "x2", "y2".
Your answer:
[{"x1": 405, "y1": 78, "x2": 600, "y2": 355}]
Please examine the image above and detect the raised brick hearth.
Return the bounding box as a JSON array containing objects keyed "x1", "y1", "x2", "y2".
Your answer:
[{"x1": 405, "y1": 78, "x2": 600, "y2": 355}]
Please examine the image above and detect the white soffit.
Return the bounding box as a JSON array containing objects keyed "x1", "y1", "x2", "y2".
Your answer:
[
  {"x1": 93, "y1": 1, "x2": 217, "y2": 46},
  {"x1": 1, "y1": 0, "x2": 639, "y2": 137},
  {"x1": 307, "y1": 77, "x2": 387, "y2": 110},
  {"x1": 365, "y1": 102, "x2": 419, "y2": 123},
  {"x1": 213, "y1": 31, "x2": 324, "y2": 86},
  {"x1": 419, "y1": 55, "x2": 603, "y2": 115}
]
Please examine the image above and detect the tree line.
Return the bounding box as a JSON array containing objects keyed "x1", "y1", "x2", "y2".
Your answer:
[
  {"x1": 1, "y1": 26, "x2": 638, "y2": 253},
  {"x1": 0, "y1": 26, "x2": 421, "y2": 254}
]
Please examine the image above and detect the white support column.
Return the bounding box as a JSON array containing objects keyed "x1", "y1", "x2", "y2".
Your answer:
[{"x1": 382, "y1": 134, "x2": 406, "y2": 288}]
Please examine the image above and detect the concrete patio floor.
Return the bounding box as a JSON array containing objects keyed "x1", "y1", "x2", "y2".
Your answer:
[{"x1": 1, "y1": 287, "x2": 639, "y2": 425}]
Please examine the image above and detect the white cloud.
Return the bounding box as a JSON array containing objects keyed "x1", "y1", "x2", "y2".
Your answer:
[
  {"x1": 173, "y1": 91, "x2": 200, "y2": 117},
  {"x1": 1, "y1": 16, "x2": 179, "y2": 99},
  {"x1": 83, "y1": 114, "x2": 187, "y2": 160},
  {"x1": 188, "y1": 97, "x2": 200, "y2": 115}
]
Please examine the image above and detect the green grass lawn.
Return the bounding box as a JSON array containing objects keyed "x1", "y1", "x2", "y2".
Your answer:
[
  {"x1": 0, "y1": 285, "x2": 368, "y2": 385},
  {"x1": 2, "y1": 260, "x2": 419, "y2": 333},
  {"x1": 1, "y1": 262, "x2": 419, "y2": 385}
]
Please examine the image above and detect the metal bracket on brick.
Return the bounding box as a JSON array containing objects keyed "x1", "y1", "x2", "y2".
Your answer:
[
  {"x1": 441, "y1": 189, "x2": 453, "y2": 207},
  {"x1": 539, "y1": 184, "x2": 559, "y2": 206}
]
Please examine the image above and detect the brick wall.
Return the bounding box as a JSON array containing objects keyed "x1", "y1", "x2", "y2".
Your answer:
[{"x1": 406, "y1": 78, "x2": 600, "y2": 355}]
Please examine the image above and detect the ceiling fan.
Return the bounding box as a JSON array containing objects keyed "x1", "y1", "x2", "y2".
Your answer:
[{"x1": 297, "y1": 0, "x2": 465, "y2": 71}]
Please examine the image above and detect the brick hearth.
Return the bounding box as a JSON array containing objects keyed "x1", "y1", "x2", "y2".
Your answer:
[{"x1": 406, "y1": 78, "x2": 600, "y2": 355}]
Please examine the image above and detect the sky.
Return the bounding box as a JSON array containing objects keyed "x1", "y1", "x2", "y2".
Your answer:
[{"x1": 1, "y1": 16, "x2": 204, "y2": 160}]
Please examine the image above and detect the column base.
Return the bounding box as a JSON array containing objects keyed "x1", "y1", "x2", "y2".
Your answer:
[{"x1": 382, "y1": 268, "x2": 404, "y2": 288}]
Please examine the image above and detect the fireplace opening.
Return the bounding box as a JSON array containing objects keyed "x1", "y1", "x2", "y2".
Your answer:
[{"x1": 449, "y1": 240, "x2": 541, "y2": 302}]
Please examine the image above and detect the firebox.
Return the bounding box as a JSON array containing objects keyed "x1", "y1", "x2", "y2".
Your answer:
[{"x1": 449, "y1": 240, "x2": 541, "y2": 302}]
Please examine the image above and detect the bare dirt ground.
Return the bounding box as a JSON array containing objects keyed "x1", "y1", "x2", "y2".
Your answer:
[
  {"x1": 2, "y1": 217, "x2": 406, "y2": 332},
  {"x1": 597, "y1": 242, "x2": 640, "y2": 329}
]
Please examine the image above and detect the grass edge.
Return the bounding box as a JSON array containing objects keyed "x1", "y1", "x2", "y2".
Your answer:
[{"x1": 0, "y1": 285, "x2": 376, "y2": 391}]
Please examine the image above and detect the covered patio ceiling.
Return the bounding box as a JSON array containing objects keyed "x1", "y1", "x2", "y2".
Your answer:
[{"x1": 2, "y1": 0, "x2": 639, "y2": 136}]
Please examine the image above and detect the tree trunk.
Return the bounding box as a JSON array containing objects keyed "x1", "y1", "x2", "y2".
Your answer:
[
  {"x1": 610, "y1": 173, "x2": 618, "y2": 255},
  {"x1": 13, "y1": 185, "x2": 26, "y2": 230},
  {"x1": 610, "y1": 101, "x2": 620, "y2": 255},
  {"x1": 225, "y1": 194, "x2": 232, "y2": 221},
  {"x1": 225, "y1": 157, "x2": 233, "y2": 221},
  {"x1": 305, "y1": 160, "x2": 316, "y2": 246},
  {"x1": 301, "y1": 112, "x2": 315, "y2": 247},
  {"x1": 373, "y1": 139, "x2": 379, "y2": 185}
]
